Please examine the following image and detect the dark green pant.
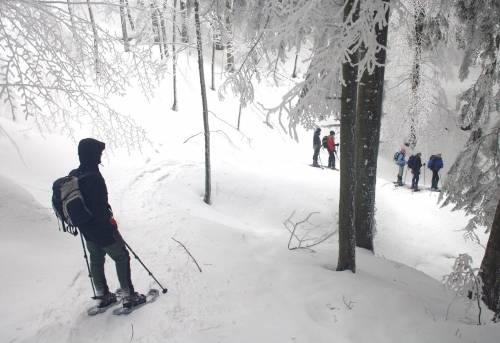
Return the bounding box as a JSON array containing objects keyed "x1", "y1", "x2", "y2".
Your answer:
[{"x1": 85, "y1": 232, "x2": 134, "y2": 296}]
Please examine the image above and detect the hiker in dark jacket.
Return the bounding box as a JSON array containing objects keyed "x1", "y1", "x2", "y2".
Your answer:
[
  {"x1": 407, "y1": 152, "x2": 423, "y2": 191},
  {"x1": 427, "y1": 153, "x2": 444, "y2": 191},
  {"x1": 312, "y1": 128, "x2": 321, "y2": 167},
  {"x1": 70, "y1": 138, "x2": 144, "y2": 309}
]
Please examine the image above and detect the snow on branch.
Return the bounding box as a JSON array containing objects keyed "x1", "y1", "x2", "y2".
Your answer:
[
  {"x1": 0, "y1": 0, "x2": 169, "y2": 149},
  {"x1": 220, "y1": 0, "x2": 390, "y2": 133}
]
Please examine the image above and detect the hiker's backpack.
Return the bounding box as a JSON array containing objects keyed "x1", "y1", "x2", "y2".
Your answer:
[
  {"x1": 427, "y1": 155, "x2": 435, "y2": 170},
  {"x1": 52, "y1": 173, "x2": 94, "y2": 235},
  {"x1": 322, "y1": 136, "x2": 328, "y2": 148},
  {"x1": 407, "y1": 155, "x2": 415, "y2": 169},
  {"x1": 393, "y1": 151, "x2": 401, "y2": 162}
]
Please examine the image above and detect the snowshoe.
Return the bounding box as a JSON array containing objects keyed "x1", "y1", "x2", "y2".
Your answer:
[
  {"x1": 87, "y1": 292, "x2": 118, "y2": 316},
  {"x1": 113, "y1": 289, "x2": 160, "y2": 315}
]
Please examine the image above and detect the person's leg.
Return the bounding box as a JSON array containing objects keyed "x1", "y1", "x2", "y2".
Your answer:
[
  {"x1": 398, "y1": 165, "x2": 404, "y2": 185},
  {"x1": 328, "y1": 151, "x2": 333, "y2": 168},
  {"x1": 415, "y1": 172, "x2": 420, "y2": 189},
  {"x1": 86, "y1": 239, "x2": 109, "y2": 296},
  {"x1": 432, "y1": 171, "x2": 438, "y2": 189},
  {"x1": 313, "y1": 146, "x2": 320, "y2": 166},
  {"x1": 103, "y1": 233, "x2": 134, "y2": 296}
]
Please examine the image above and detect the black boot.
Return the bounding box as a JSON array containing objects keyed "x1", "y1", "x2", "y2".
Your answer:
[
  {"x1": 96, "y1": 292, "x2": 117, "y2": 308},
  {"x1": 123, "y1": 292, "x2": 146, "y2": 309}
]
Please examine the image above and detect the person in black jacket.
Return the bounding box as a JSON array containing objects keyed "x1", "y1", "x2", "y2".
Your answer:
[
  {"x1": 312, "y1": 128, "x2": 321, "y2": 167},
  {"x1": 407, "y1": 152, "x2": 423, "y2": 191},
  {"x1": 70, "y1": 138, "x2": 144, "y2": 309}
]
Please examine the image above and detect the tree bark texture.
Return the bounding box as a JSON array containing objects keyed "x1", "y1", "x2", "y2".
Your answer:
[
  {"x1": 407, "y1": 2, "x2": 424, "y2": 149},
  {"x1": 119, "y1": 0, "x2": 130, "y2": 52},
  {"x1": 480, "y1": 197, "x2": 500, "y2": 318},
  {"x1": 194, "y1": 0, "x2": 212, "y2": 204},
  {"x1": 172, "y1": 0, "x2": 178, "y2": 111},
  {"x1": 336, "y1": 0, "x2": 359, "y2": 273},
  {"x1": 354, "y1": 0, "x2": 390, "y2": 252},
  {"x1": 225, "y1": 0, "x2": 235, "y2": 72}
]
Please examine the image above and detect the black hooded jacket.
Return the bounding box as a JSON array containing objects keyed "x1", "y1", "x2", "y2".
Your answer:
[{"x1": 69, "y1": 138, "x2": 115, "y2": 246}]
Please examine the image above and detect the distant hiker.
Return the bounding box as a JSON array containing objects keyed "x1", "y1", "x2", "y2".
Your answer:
[
  {"x1": 407, "y1": 152, "x2": 423, "y2": 191},
  {"x1": 427, "y1": 153, "x2": 444, "y2": 191},
  {"x1": 70, "y1": 138, "x2": 145, "y2": 310},
  {"x1": 394, "y1": 147, "x2": 406, "y2": 186},
  {"x1": 326, "y1": 130, "x2": 339, "y2": 169},
  {"x1": 312, "y1": 128, "x2": 321, "y2": 167}
]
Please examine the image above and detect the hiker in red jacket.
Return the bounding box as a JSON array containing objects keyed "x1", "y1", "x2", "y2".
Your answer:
[{"x1": 326, "y1": 131, "x2": 338, "y2": 170}]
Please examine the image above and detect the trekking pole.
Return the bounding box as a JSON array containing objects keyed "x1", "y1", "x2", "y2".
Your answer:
[
  {"x1": 123, "y1": 240, "x2": 168, "y2": 294},
  {"x1": 79, "y1": 233, "x2": 97, "y2": 298}
]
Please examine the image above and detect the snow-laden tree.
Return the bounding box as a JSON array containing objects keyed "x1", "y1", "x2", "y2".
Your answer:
[
  {"x1": 0, "y1": 0, "x2": 167, "y2": 149},
  {"x1": 440, "y1": 0, "x2": 500, "y2": 318}
]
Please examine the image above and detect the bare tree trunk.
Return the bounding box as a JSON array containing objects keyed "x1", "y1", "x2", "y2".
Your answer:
[
  {"x1": 66, "y1": 0, "x2": 77, "y2": 39},
  {"x1": 180, "y1": 0, "x2": 189, "y2": 43},
  {"x1": 237, "y1": 101, "x2": 242, "y2": 130},
  {"x1": 292, "y1": 49, "x2": 299, "y2": 78},
  {"x1": 160, "y1": 1, "x2": 169, "y2": 58},
  {"x1": 407, "y1": 1, "x2": 424, "y2": 149},
  {"x1": 479, "y1": 198, "x2": 500, "y2": 319},
  {"x1": 86, "y1": 0, "x2": 100, "y2": 76},
  {"x1": 211, "y1": 38, "x2": 216, "y2": 90},
  {"x1": 172, "y1": 0, "x2": 178, "y2": 111},
  {"x1": 225, "y1": 0, "x2": 235, "y2": 72},
  {"x1": 336, "y1": 0, "x2": 359, "y2": 273},
  {"x1": 125, "y1": 0, "x2": 135, "y2": 31},
  {"x1": 354, "y1": 0, "x2": 390, "y2": 252},
  {"x1": 119, "y1": 0, "x2": 130, "y2": 51},
  {"x1": 194, "y1": 0, "x2": 211, "y2": 205},
  {"x1": 150, "y1": 4, "x2": 164, "y2": 57}
]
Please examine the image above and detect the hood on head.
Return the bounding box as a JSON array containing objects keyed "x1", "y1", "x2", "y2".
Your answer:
[{"x1": 78, "y1": 138, "x2": 105, "y2": 166}]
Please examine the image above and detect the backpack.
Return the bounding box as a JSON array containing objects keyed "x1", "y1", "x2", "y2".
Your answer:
[
  {"x1": 407, "y1": 155, "x2": 415, "y2": 169},
  {"x1": 322, "y1": 136, "x2": 328, "y2": 149},
  {"x1": 52, "y1": 173, "x2": 94, "y2": 235},
  {"x1": 427, "y1": 155, "x2": 435, "y2": 170},
  {"x1": 393, "y1": 151, "x2": 401, "y2": 162}
]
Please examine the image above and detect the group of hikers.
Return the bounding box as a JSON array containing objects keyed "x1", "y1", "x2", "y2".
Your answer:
[
  {"x1": 394, "y1": 144, "x2": 444, "y2": 192},
  {"x1": 311, "y1": 128, "x2": 444, "y2": 192},
  {"x1": 312, "y1": 127, "x2": 339, "y2": 169}
]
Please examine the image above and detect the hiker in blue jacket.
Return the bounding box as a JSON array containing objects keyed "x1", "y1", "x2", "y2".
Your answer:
[
  {"x1": 427, "y1": 153, "x2": 444, "y2": 191},
  {"x1": 394, "y1": 147, "x2": 407, "y2": 186}
]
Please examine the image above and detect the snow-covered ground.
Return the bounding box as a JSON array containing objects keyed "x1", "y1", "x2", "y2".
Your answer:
[{"x1": 1, "y1": 55, "x2": 498, "y2": 342}]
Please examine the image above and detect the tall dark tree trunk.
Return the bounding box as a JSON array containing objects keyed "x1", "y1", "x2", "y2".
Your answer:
[
  {"x1": 336, "y1": 0, "x2": 359, "y2": 273},
  {"x1": 354, "y1": 0, "x2": 390, "y2": 252},
  {"x1": 194, "y1": 0, "x2": 211, "y2": 204},
  {"x1": 172, "y1": 0, "x2": 178, "y2": 111},
  {"x1": 225, "y1": 0, "x2": 235, "y2": 72},
  {"x1": 479, "y1": 198, "x2": 500, "y2": 319},
  {"x1": 180, "y1": 0, "x2": 189, "y2": 43},
  {"x1": 119, "y1": 0, "x2": 130, "y2": 51},
  {"x1": 407, "y1": 1, "x2": 424, "y2": 149}
]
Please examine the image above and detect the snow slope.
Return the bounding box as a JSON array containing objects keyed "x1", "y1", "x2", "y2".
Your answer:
[{"x1": 0, "y1": 53, "x2": 498, "y2": 342}]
